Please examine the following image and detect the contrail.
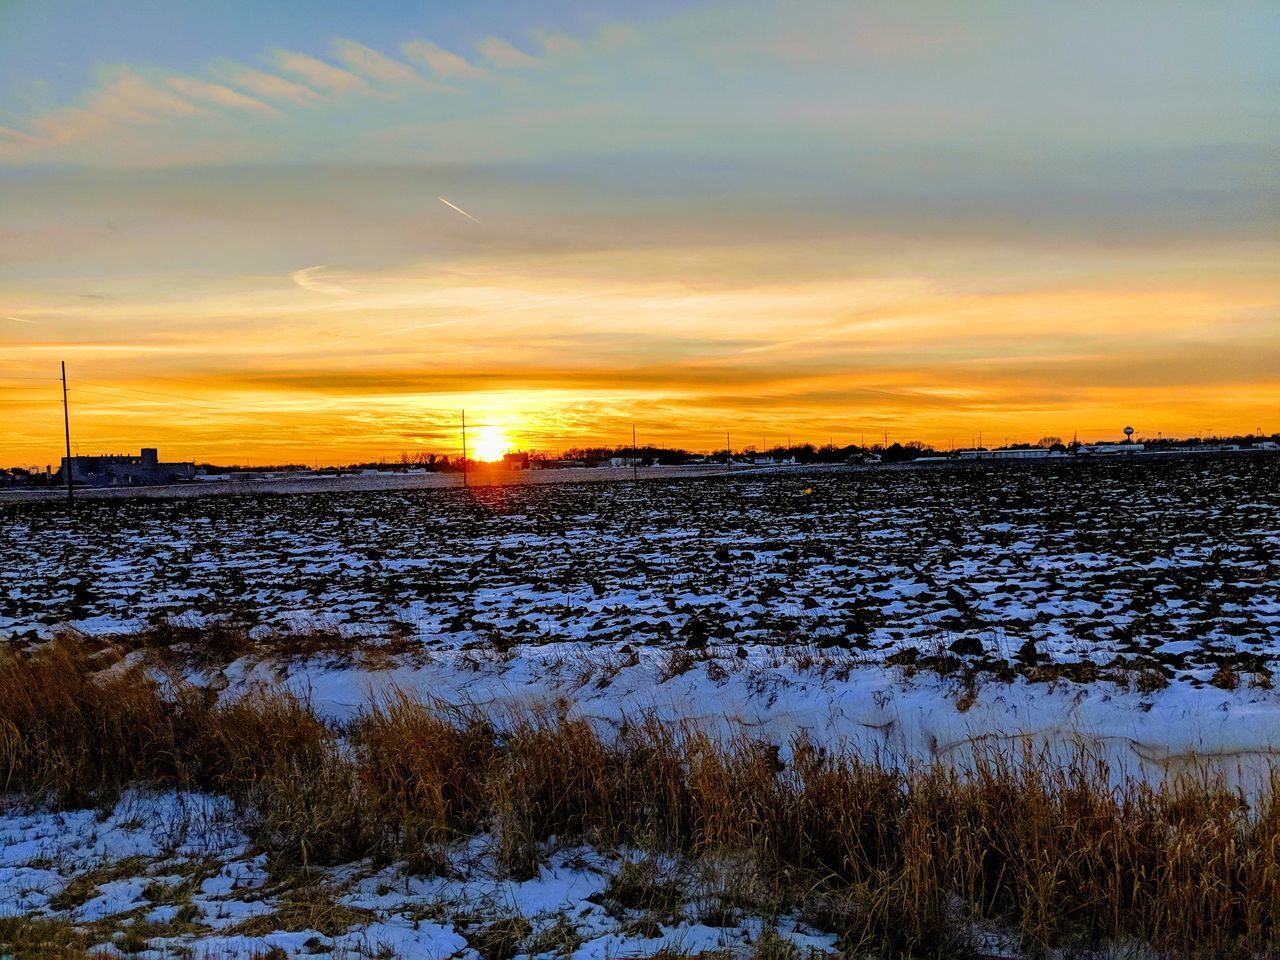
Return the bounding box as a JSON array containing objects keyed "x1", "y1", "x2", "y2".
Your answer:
[
  {"x1": 290, "y1": 265, "x2": 353, "y2": 296},
  {"x1": 5, "y1": 316, "x2": 34, "y2": 324},
  {"x1": 438, "y1": 196, "x2": 481, "y2": 224}
]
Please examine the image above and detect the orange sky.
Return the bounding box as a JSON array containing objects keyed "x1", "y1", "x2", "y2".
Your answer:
[
  {"x1": 5, "y1": 245, "x2": 1276, "y2": 465},
  {"x1": 2, "y1": 2, "x2": 1277, "y2": 465}
]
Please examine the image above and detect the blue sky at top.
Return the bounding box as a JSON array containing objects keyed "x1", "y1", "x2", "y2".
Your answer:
[{"x1": 0, "y1": 1, "x2": 694, "y2": 111}]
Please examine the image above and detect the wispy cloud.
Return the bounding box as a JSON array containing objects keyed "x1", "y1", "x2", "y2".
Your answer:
[
  {"x1": 290, "y1": 266, "x2": 354, "y2": 296},
  {"x1": 0, "y1": 125, "x2": 40, "y2": 144},
  {"x1": 214, "y1": 62, "x2": 319, "y2": 105},
  {"x1": 402, "y1": 40, "x2": 487, "y2": 80},
  {"x1": 13, "y1": 67, "x2": 205, "y2": 148},
  {"x1": 331, "y1": 40, "x2": 420, "y2": 85},
  {"x1": 165, "y1": 76, "x2": 280, "y2": 115},
  {"x1": 477, "y1": 36, "x2": 541, "y2": 69},
  {"x1": 83, "y1": 68, "x2": 204, "y2": 124},
  {"x1": 532, "y1": 30, "x2": 583, "y2": 57},
  {"x1": 271, "y1": 49, "x2": 373, "y2": 95}
]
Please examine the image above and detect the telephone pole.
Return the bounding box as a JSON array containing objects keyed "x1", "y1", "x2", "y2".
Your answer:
[
  {"x1": 61, "y1": 361, "x2": 73, "y2": 504},
  {"x1": 631, "y1": 423, "x2": 638, "y2": 482},
  {"x1": 726, "y1": 430, "x2": 732, "y2": 472},
  {"x1": 461, "y1": 409, "x2": 468, "y2": 488}
]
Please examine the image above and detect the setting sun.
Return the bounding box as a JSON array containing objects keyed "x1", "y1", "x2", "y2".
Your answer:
[{"x1": 469, "y1": 425, "x2": 511, "y2": 463}]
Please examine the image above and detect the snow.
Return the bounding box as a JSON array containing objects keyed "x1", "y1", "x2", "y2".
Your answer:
[
  {"x1": 2, "y1": 459, "x2": 1278, "y2": 956},
  {"x1": 211, "y1": 640, "x2": 1277, "y2": 797},
  {"x1": 3, "y1": 461, "x2": 1276, "y2": 687},
  {"x1": 0, "y1": 793, "x2": 838, "y2": 959}
]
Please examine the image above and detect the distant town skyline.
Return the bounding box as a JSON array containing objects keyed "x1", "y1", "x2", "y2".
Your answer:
[
  {"x1": 2, "y1": 1, "x2": 1277, "y2": 464},
  {"x1": 6, "y1": 424, "x2": 1277, "y2": 473}
]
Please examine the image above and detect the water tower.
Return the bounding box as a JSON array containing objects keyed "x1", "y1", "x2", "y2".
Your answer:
[{"x1": 1124, "y1": 425, "x2": 1135, "y2": 444}]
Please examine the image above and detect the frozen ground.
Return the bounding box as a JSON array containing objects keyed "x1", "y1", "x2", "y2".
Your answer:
[
  {"x1": 0, "y1": 791, "x2": 844, "y2": 959},
  {"x1": 3, "y1": 456, "x2": 1279, "y2": 782},
  {"x1": 2, "y1": 456, "x2": 1278, "y2": 957},
  {"x1": 3, "y1": 456, "x2": 1276, "y2": 685}
]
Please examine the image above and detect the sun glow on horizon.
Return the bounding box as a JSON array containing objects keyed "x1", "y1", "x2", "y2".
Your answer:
[{"x1": 469, "y1": 425, "x2": 511, "y2": 462}]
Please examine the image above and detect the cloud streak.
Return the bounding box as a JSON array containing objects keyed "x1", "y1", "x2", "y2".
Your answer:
[
  {"x1": 331, "y1": 40, "x2": 420, "y2": 85},
  {"x1": 437, "y1": 196, "x2": 481, "y2": 223},
  {"x1": 477, "y1": 36, "x2": 541, "y2": 69},
  {"x1": 214, "y1": 62, "x2": 319, "y2": 105},
  {"x1": 402, "y1": 40, "x2": 488, "y2": 80},
  {"x1": 165, "y1": 76, "x2": 280, "y2": 115},
  {"x1": 290, "y1": 266, "x2": 354, "y2": 296},
  {"x1": 271, "y1": 49, "x2": 374, "y2": 95}
]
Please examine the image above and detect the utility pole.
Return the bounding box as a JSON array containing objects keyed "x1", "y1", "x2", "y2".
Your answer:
[
  {"x1": 61, "y1": 361, "x2": 73, "y2": 504},
  {"x1": 726, "y1": 430, "x2": 731, "y2": 472},
  {"x1": 631, "y1": 423, "x2": 638, "y2": 482},
  {"x1": 461, "y1": 409, "x2": 468, "y2": 488}
]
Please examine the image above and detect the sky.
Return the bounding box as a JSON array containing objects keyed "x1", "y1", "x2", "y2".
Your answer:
[{"x1": 1, "y1": 0, "x2": 1277, "y2": 465}]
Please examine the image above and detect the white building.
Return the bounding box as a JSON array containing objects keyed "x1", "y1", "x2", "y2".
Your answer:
[
  {"x1": 991, "y1": 448, "x2": 1065, "y2": 459},
  {"x1": 1076, "y1": 443, "x2": 1145, "y2": 455}
]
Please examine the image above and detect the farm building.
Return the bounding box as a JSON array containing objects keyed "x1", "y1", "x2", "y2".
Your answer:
[{"x1": 60, "y1": 448, "x2": 196, "y2": 487}]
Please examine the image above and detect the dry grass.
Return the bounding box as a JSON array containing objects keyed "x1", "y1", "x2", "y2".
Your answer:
[
  {"x1": 0, "y1": 914, "x2": 95, "y2": 959},
  {"x1": 223, "y1": 881, "x2": 375, "y2": 938},
  {"x1": 355, "y1": 694, "x2": 496, "y2": 859},
  {"x1": 0, "y1": 634, "x2": 1276, "y2": 957},
  {"x1": 0, "y1": 633, "x2": 204, "y2": 804}
]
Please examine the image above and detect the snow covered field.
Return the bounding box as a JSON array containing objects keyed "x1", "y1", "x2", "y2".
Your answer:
[
  {"x1": 4, "y1": 456, "x2": 1277, "y2": 680},
  {"x1": 2, "y1": 455, "x2": 1278, "y2": 957},
  {"x1": 3, "y1": 455, "x2": 1279, "y2": 781}
]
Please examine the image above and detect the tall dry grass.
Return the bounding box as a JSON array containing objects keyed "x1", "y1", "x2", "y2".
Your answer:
[
  {"x1": 0, "y1": 634, "x2": 203, "y2": 803},
  {"x1": 0, "y1": 635, "x2": 1276, "y2": 957}
]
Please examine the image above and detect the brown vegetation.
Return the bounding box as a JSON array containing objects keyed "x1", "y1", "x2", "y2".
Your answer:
[{"x1": 0, "y1": 634, "x2": 1276, "y2": 958}]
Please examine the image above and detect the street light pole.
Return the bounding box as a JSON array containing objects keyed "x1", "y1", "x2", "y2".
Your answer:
[
  {"x1": 461, "y1": 409, "x2": 468, "y2": 488},
  {"x1": 61, "y1": 361, "x2": 73, "y2": 504}
]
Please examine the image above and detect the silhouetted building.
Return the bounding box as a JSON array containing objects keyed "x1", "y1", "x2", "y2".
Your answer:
[{"x1": 60, "y1": 448, "x2": 196, "y2": 487}]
